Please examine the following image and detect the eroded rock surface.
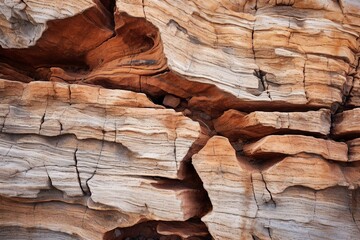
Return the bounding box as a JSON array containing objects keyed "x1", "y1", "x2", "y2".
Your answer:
[
  {"x1": 0, "y1": 0, "x2": 359, "y2": 239},
  {"x1": 193, "y1": 136, "x2": 359, "y2": 239}
]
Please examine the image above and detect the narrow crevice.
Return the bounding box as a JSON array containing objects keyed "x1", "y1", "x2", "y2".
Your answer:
[
  {"x1": 74, "y1": 149, "x2": 87, "y2": 195},
  {"x1": 250, "y1": 174, "x2": 260, "y2": 219},
  {"x1": 59, "y1": 121, "x2": 63, "y2": 132},
  {"x1": 251, "y1": 234, "x2": 261, "y2": 240},
  {"x1": 303, "y1": 61, "x2": 308, "y2": 101},
  {"x1": 329, "y1": 103, "x2": 340, "y2": 140},
  {"x1": 44, "y1": 165, "x2": 62, "y2": 194},
  {"x1": 337, "y1": 0, "x2": 345, "y2": 15},
  {"x1": 85, "y1": 140, "x2": 105, "y2": 196},
  {"x1": 39, "y1": 113, "x2": 45, "y2": 131},
  {"x1": 344, "y1": 81, "x2": 355, "y2": 107},
  {"x1": 253, "y1": 69, "x2": 272, "y2": 100},
  {"x1": 100, "y1": 0, "x2": 116, "y2": 28},
  {"x1": 173, "y1": 123, "x2": 178, "y2": 172},
  {"x1": 343, "y1": 57, "x2": 360, "y2": 108},
  {"x1": 68, "y1": 85, "x2": 72, "y2": 104},
  {"x1": 251, "y1": 25, "x2": 257, "y2": 70},
  {"x1": 1, "y1": 110, "x2": 10, "y2": 131},
  {"x1": 142, "y1": 0, "x2": 147, "y2": 20},
  {"x1": 260, "y1": 173, "x2": 276, "y2": 207},
  {"x1": 311, "y1": 190, "x2": 316, "y2": 222},
  {"x1": 267, "y1": 227, "x2": 273, "y2": 240}
]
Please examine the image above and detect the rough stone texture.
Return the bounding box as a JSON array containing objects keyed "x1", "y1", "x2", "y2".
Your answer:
[
  {"x1": 0, "y1": 0, "x2": 96, "y2": 48},
  {"x1": 117, "y1": 0, "x2": 359, "y2": 109},
  {"x1": 193, "y1": 136, "x2": 359, "y2": 239},
  {"x1": 243, "y1": 134, "x2": 348, "y2": 162},
  {"x1": 213, "y1": 109, "x2": 331, "y2": 140},
  {"x1": 0, "y1": 0, "x2": 359, "y2": 239}
]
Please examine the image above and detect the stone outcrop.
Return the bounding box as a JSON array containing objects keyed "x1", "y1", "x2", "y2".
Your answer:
[
  {"x1": 193, "y1": 136, "x2": 359, "y2": 239},
  {"x1": 0, "y1": 0, "x2": 359, "y2": 239}
]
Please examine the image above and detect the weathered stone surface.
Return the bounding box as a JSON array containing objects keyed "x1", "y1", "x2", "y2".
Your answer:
[
  {"x1": 0, "y1": 196, "x2": 137, "y2": 240},
  {"x1": 192, "y1": 136, "x2": 258, "y2": 239},
  {"x1": 0, "y1": 133, "x2": 208, "y2": 220},
  {"x1": 117, "y1": 0, "x2": 359, "y2": 108},
  {"x1": 156, "y1": 221, "x2": 210, "y2": 238},
  {"x1": 0, "y1": 78, "x2": 209, "y2": 239},
  {"x1": 163, "y1": 94, "x2": 181, "y2": 108},
  {"x1": 0, "y1": 227, "x2": 78, "y2": 240},
  {"x1": 243, "y1": 134, "x2": 348, "y2": 162},
  {"x1": 0, "y1": 79, "x2": 200, "y2": 173},
  {"x1": 0, "y1": 0, "x2": 96, "y2": 48},
  {"x1": 0, "y1": 0, "x2": 359, "y2": 239},
  {"x1": 214, "y1": 109, "x2": 331, "y2": 140},
  {"x1": 193, "y1": 136, "x2": 360, "y2": 239},
  {"x1": 333, "y1": 108, "x2": 360, "y2": 138},
  {"x1": 348, "y1": 138, "x2": 360, "y2": 162}
]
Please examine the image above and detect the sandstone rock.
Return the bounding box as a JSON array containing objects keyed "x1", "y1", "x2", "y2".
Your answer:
[
  {"x1": 0, "y1": 0, "x2": 359, "y2": 239},
  {"x1": 0, "y1": 79, "x2": 200, "y2": 173},
  {"x1": 0, "y1": 227, "x2": 78, "y2": 240},
  {"x1": 214, "y1": 109, "x2": 331, "y2": 140},
  {"x1": 0, "y1": 133, "x2": 209, "y2": 221},
  {"x1": 163, "y1": 94, "x2": 181, "y2": 108},
  {"x1": 349, "y1": 75, "x2": 360, "y2": 107},
  {"x1": 117, "y1": 0, "x2": 359, "y2": 108},
  {"x1": 156, "y1": 221, "x2": 209, "y2": 238},
  {"x1": 193, "y1": 136, "x2": 360, "y2": 239},
  {"x1": 0, "y1": 196, "x2": 137, "y2": 240},
  {"x1": 0, "y1": 0, "x2": 96, "y2": 48},
  {"x1": 0, "y1": 1, "x2": 114, "y2": 68},
  {"x1": 193, "y1": 136, "x2": 258, "y2": 239},
  {"x1": 243, "y1": 134, "x2": 348, "y2": 162},
  {"x1": 348, "y1": 138, "x2": 360, "y2": 162},
  {"x1": 0, "y1": 78, "x2": 209, "y2": 239},
  {"x1": 333, "y1": 108, "x2": 360, "y2": 138}
]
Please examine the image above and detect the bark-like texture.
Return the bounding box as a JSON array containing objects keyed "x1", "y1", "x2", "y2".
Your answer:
[{"x1": 0, "y1": 0, "x2": 359, "y2": 239}]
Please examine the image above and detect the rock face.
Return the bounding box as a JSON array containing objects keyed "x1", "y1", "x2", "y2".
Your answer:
[
  {"x1": 192, "y1": 136, "x2": 359, "y2": 239},
  {"x1": 0, "y1": 0, "x2": 359, "y2": 239}
]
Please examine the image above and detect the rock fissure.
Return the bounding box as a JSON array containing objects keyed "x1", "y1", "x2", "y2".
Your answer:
[
  {"x1": 260, "y1": 172, "x2": 276, "y2": 207},
  {"x1": 74, "y1": 149, "x2": 87, "y2": 195}
]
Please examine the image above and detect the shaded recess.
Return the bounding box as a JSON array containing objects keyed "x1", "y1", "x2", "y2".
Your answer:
[{"x1": 103, "y1": 219, "x2": 212, "y2": 240}]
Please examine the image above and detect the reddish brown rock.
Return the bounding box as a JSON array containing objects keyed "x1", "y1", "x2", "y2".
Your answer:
[
  {"x1": 333, "y1": 108, "x2": 360, "y2": 138},
  {"x1": 163, "y1": 94, "x2": 181, "y2": 108}
]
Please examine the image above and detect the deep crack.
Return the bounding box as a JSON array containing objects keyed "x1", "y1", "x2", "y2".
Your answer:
[{"x1": 74, "y1": 148, "x2": 87, "y2": 195}]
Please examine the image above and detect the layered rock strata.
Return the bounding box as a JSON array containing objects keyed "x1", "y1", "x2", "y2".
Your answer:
[{"x1": 0, "y1": 0, "x2": 359, "y2": 239}]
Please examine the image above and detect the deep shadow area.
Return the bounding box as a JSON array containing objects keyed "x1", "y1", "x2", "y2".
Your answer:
[{"x1": 103, "y1": 219, "x2": 212, "y2": 240}]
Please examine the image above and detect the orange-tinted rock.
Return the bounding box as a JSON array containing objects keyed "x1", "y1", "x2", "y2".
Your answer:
[
  {"x1": 348, "y1": 138, "x2": 360, "y2": 162},
  {"x1": 214, "y1": 109, "x2": 331, "y2": 140},
  {"x1": 243, "y1": 134, "x2": 348, "y2": 162},
  {"x1": 0, "y1": 0, "x2": 360, "y2": 239},
  {"x1": 333, "y1": 108, "x2": 360, "y2": 138}
]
